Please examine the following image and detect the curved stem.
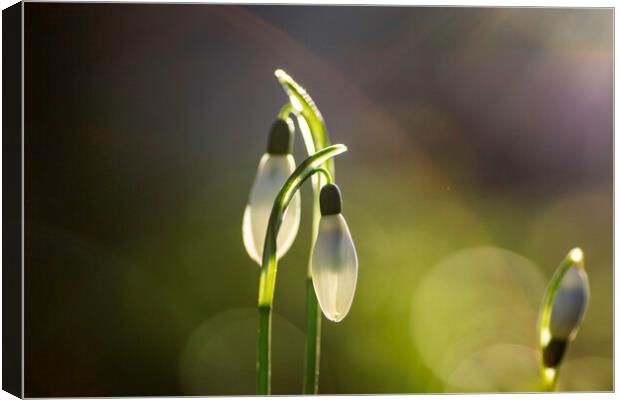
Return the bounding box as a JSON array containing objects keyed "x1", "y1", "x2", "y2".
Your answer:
[
  {"x1": 278, "y1": 103, "x2": 295, "y2": 120},
  {"x1": 314, "y1": 167, "x2": 333, "y2": 184},
  {"x1": 277, "y1": 104, "x2": 296, "y2": 140},
  {"x1": 275, "y1": 70, "x2": 334, "y2": 394},
  {"x1": 256, "y1": 145, "x2": 347, "y2": 395}
]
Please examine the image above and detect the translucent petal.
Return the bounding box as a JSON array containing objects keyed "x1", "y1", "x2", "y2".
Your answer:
[
  {"x1": 311, "y1": 214, "x2": 358, "y2": 322},
  {"x1": 242, "y1": 154, "x2": 301, "y2": 265},
  {"x1": 549, "y1": 266, "x2": 590, "y2": 340}
]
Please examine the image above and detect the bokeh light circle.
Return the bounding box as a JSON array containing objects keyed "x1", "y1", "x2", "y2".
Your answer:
[
  {"x1": 179, "y1": 308, "x2": 305, "y2": 395},
  {"x1": 411, "y1": 246, "x2": 545, "y2": 385},
  {"x1": 444, "y1": 344, "x2": 541, "y2": 392}
]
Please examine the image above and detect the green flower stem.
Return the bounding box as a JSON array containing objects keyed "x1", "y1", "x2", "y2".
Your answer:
[
  {"x1": 303, "y1": 277, "x2": 322, "y2": 394},
  {"x1": 302, "y1": 176, "x2": 324, "y2": 394},
  {"x1": 537, "y1": 248, "x2": 584, "y2": 392},
  {"x1": 275, "y1": 69, "x2": 334, "y2": 394},
  {"x1": 313, "y1": 167, "x2": 333, "y2": 184},
  {"x1": 257, "y1": 145, "x2": 346, "y2": 395},
  {"x1": 278, "y1": 103, "x2": 295, "y2": 120},
  {"x1": 543, "y1": 371, "x2": 558, "y2": 392},
  {"x1": 257, "y1": 305, "x2": 271, "y2": 395}
]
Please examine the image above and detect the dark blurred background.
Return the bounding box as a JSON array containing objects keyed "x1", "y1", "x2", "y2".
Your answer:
[{"x1": 24, "y1": 4, "x2": 612, "y2": 396}]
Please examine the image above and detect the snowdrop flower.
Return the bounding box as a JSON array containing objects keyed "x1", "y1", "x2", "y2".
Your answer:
[
  {"x1": 242, "y1": 119, "x2": 301, "y2": 265},
  {"x1": 311, "y1": 183, "x2": 358, "y2": 322},
  {"x1": 540, "y1": 248, "x2": 590, "y2": 369}
]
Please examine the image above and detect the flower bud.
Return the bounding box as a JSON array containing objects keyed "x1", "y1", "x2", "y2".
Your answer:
[
  {"x1": 540, "y1": 248, "x2": 589, "y2": 369},
  {"x1": 242, "y1": 120, "x2": 300, "y2": 265},
  {"x1": 311, "y1": 183, "x2": 358, "y2": 322}
]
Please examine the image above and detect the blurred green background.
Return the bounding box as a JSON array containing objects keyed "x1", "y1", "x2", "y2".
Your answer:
[{"x1": 24, "y1": 4, "x2": 612, "y2": 396}]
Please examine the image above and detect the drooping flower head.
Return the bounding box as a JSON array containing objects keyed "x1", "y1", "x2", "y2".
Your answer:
[
  {"x1": 311, "y1": 183, "x2": 358, "y2": 322},
  {"x1": 242, "y1": 119, "x2": 301, "y2": 265}
]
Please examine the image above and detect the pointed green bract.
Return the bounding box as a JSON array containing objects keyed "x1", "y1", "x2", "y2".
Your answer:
[{"x1": 275, "y1": 69, "x2": 333, "y2": 175}]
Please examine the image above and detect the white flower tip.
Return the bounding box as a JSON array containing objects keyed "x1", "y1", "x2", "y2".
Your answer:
[
  {"x1": 274, "y1": 68, "x2": 287, "y2": 79},
  {"x1": 325, "y1": 311, "x2": 345, "y2": 323},
  {"x1": 569, "y1": 247, "x2": 584, "y2": 266}
]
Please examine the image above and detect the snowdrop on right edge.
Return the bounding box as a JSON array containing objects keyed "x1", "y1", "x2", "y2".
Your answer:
[{"x1": 538, "y1": 247, "x2": 590, "y2": 390}]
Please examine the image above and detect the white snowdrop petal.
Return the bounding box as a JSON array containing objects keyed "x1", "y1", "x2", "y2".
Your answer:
[
  {"x1": 549, "y1": 266, "x2": 590, "y2": 340},
  {"x1": 242, "y1": 154, "x2": 301, "y2": 265},
  {"x1": 311, "y1": 214, "x2": 358, "y2": 322}
]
